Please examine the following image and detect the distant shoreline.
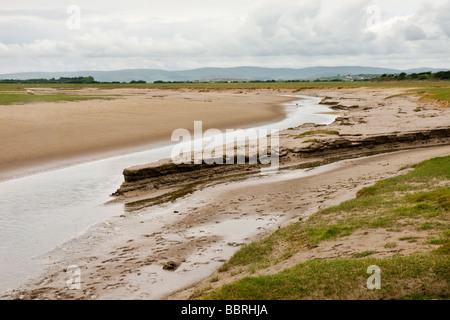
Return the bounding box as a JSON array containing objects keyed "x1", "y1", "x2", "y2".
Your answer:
[{"x1": 1, "y1": 66, "x2": 448, "y2": 83}]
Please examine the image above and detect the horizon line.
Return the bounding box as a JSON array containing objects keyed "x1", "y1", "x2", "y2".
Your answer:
[{"x1": 1, "y1": 65, "x2": 449, "y2": 75}]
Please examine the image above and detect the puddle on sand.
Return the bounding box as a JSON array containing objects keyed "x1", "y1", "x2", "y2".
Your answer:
[{"x1": 112, "y1": 214, "x2": 283, "y2": 300}]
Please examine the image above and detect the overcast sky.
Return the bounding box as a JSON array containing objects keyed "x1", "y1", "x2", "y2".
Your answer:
[{"x1": 1, "y1": 0, "x2": 449, "y2": 73}]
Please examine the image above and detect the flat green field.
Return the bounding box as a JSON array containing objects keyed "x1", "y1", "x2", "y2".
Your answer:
[
  {"x1": 0, "y1": 81, "x2": 449, "y2": 105},
  {"x1": 0, "y1": 93, "x2": 116, "y2": 105},
  {"x1": 1, "y1": 80, "x2": 449, "y2": 106}
]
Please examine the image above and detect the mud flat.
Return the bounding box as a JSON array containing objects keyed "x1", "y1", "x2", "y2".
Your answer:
[{"x1": 3, "y1": 87, "x2": 449, "y2": 300}]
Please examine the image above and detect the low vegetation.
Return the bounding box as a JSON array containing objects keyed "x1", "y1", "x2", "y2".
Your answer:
[
  {"x1": 203, "y1": 253, "x2": 448, "y2": 300},
  {"x1": 414, "y1": 88, "x2": 450, "y2": 106},
  {"x1": 3, "y1": 79, "x2": 447, "y2": 108},
  {"x1": 0, "y1": 93, "x2": 116, "y2": 105},
  {"x1": 1, "y1": 80, "x2": 448, "y2": 108},
  {"x1": 201, "y1": 156, "x2": 449, "y2": 300}
]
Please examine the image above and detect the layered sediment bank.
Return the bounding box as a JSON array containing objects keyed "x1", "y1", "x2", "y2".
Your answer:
[
  {"x1": 113, "y1": 126, "x2": 450, "y2": 200},
  {"x1": 113, "y1": 86, "x2": 450, "y2": 203}
]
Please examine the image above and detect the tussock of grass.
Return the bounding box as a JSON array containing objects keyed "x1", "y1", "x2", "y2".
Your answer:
[
  {"x1": 433, "y1": 242, "x2": 450, "y2": 255},
  {"x1": 384, "y1": 242, "x2": 397, "y2": 249}
]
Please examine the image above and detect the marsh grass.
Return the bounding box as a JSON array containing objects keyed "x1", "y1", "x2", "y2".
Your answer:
[
  {"x1": 0, "y1": 81, "x2": 448, "y2": 107},
  {"x1": 202, "y1": 253, "x2": 449, "y2": 300},
  {"x1": 413, "y1": 88, "x2": 450, "y2": 106},
  {"x1": 0, "y1": 93, "x2": 116, "y2": 105}
]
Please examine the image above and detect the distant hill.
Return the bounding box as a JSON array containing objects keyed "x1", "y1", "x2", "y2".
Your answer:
[{"x1": 0, "y1": 66, "x2": 448, "y2": 82}]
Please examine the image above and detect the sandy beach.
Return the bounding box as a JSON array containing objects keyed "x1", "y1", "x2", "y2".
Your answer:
[
  {"x1": 0, "y1": 88, "x2": 296, "y2": 181},
  {"x1": 1, "y1": 86, "x2": 449, "y2": 300}
]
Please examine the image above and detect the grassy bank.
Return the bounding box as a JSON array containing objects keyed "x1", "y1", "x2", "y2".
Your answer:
[
  {"x1": 203, "y1": 253, "x2": 448, "y2": 300},
  {"x1": 414, "y1": 88, "x2": 450, "y2": 106},
  {"x1": 200, "y1": 156, "x2": 450, "y2": 300},
  {"x1": 0, "y1": 93, "x2": 117, "y2": 105}
]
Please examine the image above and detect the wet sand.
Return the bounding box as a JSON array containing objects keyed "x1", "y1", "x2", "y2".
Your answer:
[{"x1": 0, "y1": 88, "x2": 296, "y2": 181}]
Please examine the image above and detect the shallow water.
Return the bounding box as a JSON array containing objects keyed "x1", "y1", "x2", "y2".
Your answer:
[{"x1": 0, "y1": 95, "x2": 336, "y2": 293}]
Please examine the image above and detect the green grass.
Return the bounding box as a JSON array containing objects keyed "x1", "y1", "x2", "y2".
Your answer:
[
  {"x1": 413, "y1": 88, "x2": 450, "y2": 105},
  {"x1": 384, "y1": 242, "x2": 397, "y2": 249},
  {"x1": 0, "y1": 93, "x2": 117, "y2": 105},
  {"x1": 202, "y1": 253, "x2": 449, "y2": 300},
  {"x1": 386, "y1": 85, "x2": 450, "y2": 106},
  {"x1": 203, "y1": 156, "x2": 450, "y2": 300}
]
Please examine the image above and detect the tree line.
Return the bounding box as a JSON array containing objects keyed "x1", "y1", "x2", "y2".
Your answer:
[
  {"x1": 0, "y1": 76, "x2": 148, "y2": 84},
  {"x1": 373, "y1": 70, "x2": 450, "y2": 81}
]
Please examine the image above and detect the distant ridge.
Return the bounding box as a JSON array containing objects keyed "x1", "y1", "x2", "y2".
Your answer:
[{"x1": 0, "y1": 66, "x2": 448, "y2": 82}]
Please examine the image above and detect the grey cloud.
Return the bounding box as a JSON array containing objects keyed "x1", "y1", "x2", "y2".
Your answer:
[
  {"x1": 230, "y1": 0, "x2": 399, "y2": 57},
  {"x1": 435, "y1": 1, "x2": 450, "y2": 36},
  {"x1": 404, "y1": 24, "x2": 427, "y2": 40},
  {"x1": 221, "y1": 0, "x2": 450, "y2": 61}
]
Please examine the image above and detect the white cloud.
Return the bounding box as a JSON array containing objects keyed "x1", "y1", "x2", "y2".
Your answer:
[{"x1": 0, "y1": 42, "x2": 13, "y2": 57}]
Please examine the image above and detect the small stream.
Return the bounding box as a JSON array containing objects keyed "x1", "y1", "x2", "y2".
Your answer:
[{"x1": 0, "y1": 95, "x2": 337, "y2": 293}]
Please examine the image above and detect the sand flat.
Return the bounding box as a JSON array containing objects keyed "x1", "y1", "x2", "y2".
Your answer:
[{"x1": 0, "y1": 88, "x2": 296, "y2": 180}]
